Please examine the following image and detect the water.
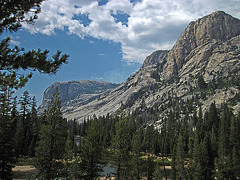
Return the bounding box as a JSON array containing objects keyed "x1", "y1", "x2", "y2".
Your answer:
[{"x1": 101, "y1": 164, "x2": 116, "y2": 176}]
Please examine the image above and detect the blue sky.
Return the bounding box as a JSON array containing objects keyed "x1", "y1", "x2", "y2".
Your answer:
[
  {"x1": 3, "y1": 30, "x2": 140, "y2": 105},
  {"x1": 2, "y1": 0, "x2": 240, "y2": 105}
]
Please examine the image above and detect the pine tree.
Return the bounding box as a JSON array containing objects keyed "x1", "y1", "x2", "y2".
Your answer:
[
  {"x1": 214, "y1": 106, "x2": 231, "y2": 179},
  {"x1": 1, "y1": 2, "x2": 68, "y2": 89},
  {"x1": 229, "y1": 116, "x2": 240, "y2": 177},
  {"x1": 0, "y1": 0, "x2": 68, "y2": 108},
  {"x1": 34, "y1": 88, "x2": 67, "y2": 179},
  {"x1": 18, "y1": 90, "x2": 32, "y2": 155},
  {"x1": 0, "y1": 113, "x2": 16, "y2": 179},
  {"x1": 112, "y1": 104, "x2": 131, "y2": 180},
  {"x1": 131, "y1": 131, "x2": 143, "y2": 180},
  {"x1": 201, "y1": 134, "x2": 211, "y2": 179},
  {"x1": 63, "y1": 130, "x2": 74, "y2": 178},
  {"x1": 80, "y1": 117, "x2": 104, "y2": 180},
  {"x1": 0, "y1": 85, "x2": 16, "y2": 179},
  {"x1": 0, "y1": 0, "x2": 43, "y2": 33},
  {"x1": 65, "y1": 130, "x2": 74, "y2": 161},
  {"x1": 146, "y1": 154, "x2": 155, "y2": 180},
  {"x1": 232, "y1": 146, "x2": 240, "y2": 178},
  {"x1": 28, "y1": 96, "x2": 39, "y2": 157},
  {"x1": 1, "y1": 1, "x2": 69, "y2": 178},
  {"x1": 13, "y1": 116, "x2": 24, "y2": 157},
  {"x1": 153, "y1": 163, "x2": 163, "y2": 180},
  {"x1": 171, "y1": 144, "x2": 177, "y2": 180},
  {"x1": 191, "y1": 133, "x2": 202, "y2": 180},
  {"x1": 197, "y1": 75, "x2": 207, "y2": 89},
  {"x1": 176, "y1": 133, "x2": 188, "y2": 180}
]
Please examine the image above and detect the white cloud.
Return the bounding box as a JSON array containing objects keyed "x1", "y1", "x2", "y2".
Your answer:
[
  {"x1": 90, "y1": 76, "x2": 104, "y2": 81},
  {"x1": 9, "y1": 36, "x2": 21, "y2": 46},
  {"x1": 9, "y1": 39, "x2": 21, "y2": 46},
  {"x1": 22, "y1": 0, "x2": 240, "y2": 63}
]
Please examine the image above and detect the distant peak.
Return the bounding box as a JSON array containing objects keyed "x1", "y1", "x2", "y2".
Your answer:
[
  {"x1": 209, "y1": 10, "x2": 226, "y2": 15},
  {"x1": 168, "y1": 11, "x2": 240, "y2": 69},
  {"x1": 193, "y1": 11, "x2": 240, "y2": 45},
  {"x1": 53, "y1": 80, "x2": 114, "y2": 85},
  {"x1": 142, "y1": 50, "x2": 169, "y2": 67}
]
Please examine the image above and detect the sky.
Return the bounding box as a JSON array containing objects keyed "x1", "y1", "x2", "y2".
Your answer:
[{"x1": 2, "y1": 0, "x2": 240, "y2": 105}]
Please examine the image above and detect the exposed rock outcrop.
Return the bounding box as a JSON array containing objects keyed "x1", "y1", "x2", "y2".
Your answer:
[
  {"x1": 142, "y1": 50, "x2": 169, "y2": 67},
  {"x1": 38, "y1": 80, "x2": 119, "y2": 114},
  {"x1": 162, "y1": 11, "x2": 240, "y2": 79},
  {"x1": 40, "y1": 11, "x2": 240, "y2": 123}
]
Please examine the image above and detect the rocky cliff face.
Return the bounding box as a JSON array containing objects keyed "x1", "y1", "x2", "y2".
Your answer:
[
  {"x1": 42, "y1": 11, "x2": 240, "y2": 123},
  {"x1": 38, "y1": 80, "x2": 119, "y2": 114},
  {"x1": 162, "y1": 11, "x2": 240, "y2": 79}
]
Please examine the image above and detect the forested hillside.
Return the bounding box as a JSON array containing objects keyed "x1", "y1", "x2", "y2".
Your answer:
[
  {"x1": 1, "y1": 1, "x2": 240, "y2": 179},
  {"x1": 67, "y1": 101, "x2": 240, "y2": 179},
  {"x1": 6, "y1": 90, "x2": 240, "y2": 179}
]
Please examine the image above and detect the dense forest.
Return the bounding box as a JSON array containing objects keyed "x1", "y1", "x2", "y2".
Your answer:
[
  {"x1": 66, "y1": 96, "x2": 240, "y2": 180},
  {"x1": 1, "y1": 0, "x2": 240, "y2": 179},
  {"x1": 1, "y1": 87, "x2": 240, "y2": 179}
]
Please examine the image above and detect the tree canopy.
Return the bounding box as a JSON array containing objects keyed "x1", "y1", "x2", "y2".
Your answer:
[
  {"x1": 0, "y1": 0, "x2": 42, "y2": 34},
  {"x1": 0, "y1": 0, "x2": 69, "y2": 90},
  {"x1": 0, "y1": 1, "x2": 69, "y2": 179}
]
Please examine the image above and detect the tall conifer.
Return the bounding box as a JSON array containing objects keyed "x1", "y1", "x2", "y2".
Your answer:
[
  {"x1": 131, "y1": 131, "x2": 143, "y2": 180},
  {"x1": 34, "y1": 88, "x2": 67, "y2": 179},
  {"x1": 176, "y1": 133, "x2": 188, "y2": 180},
  {"x1": 112, "y1": 104, "x2": 131, "y2": 180},
  {"x1": 80, "y1": 116, "x2": 104, "y2": 179}
]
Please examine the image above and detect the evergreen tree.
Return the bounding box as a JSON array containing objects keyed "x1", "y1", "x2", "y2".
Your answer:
[
  {"x1": 0, "y1": 113, "x2": 16, "y2": 180},
  {"x1": 206, "y1": 102, "x2": 219, "y2": 132},
  {"x1": 171, "y1": 144, "x2": 177, "y2": 180},
  {"x1": 80, "y1": 117, "x2": 104, "y2": 180},
  {"x1": 176, "y1": 133, "x2": 188, "y2": 180},
  {"x1": 131, "y1": 131, "x2": 143, "y2": 180},
  {"x1": 0, "y1": 1, "x2": 69, "y2": 178},
  {"x1": 0, "y1": 2, "x2": 69, "y2": 89},
  {"x1": 0, "y1": 85, "x2": 16, "y2": 179},
  {"x1": 65, "y1": 130, "x2": 74, "y2": 161},
  {"x1": 112, "y1": 104, "x2": 131, "y2": 180},
  {"x1": 18, "y1": 90, "x2": 31, "y2": 155},
  {"x1": 146, "y1": 154, "x2": 155, "y2": 180},
  {"x1": 143, "y1": 126, "x2": 154, "y2": 152},
  {"x1": 200, "y1": 134, "x2": 211, "y2": 179},
  {"x1": 153, "y1": 163, "x2": 163, "y2": 180},
  {"x1": 214, "y1": 105, "x2": 236, "y2": 179},
  {"x1": 28, "y1": 96, "x2": 39, "y2": 157},
  {"x1": 63, "y1": 130, "x2": 75, "y2": 178},
  {"x1": 0, "y1": 0, "x2": 42, "y2": 34},
  {"x1": 191, "y1": 133, "x2": 202, "y2": 180},
  {"x1": 209, "y1": 127, "x2": 218, "y2": 164},
  {"x1": 13, "y1": 116, "x2": 25, "y2": 157},
  {"x1": 197, "y1": 75, "x2": 207, "y2": 89},
  {"x1": 34, "y1": 88, "x2": 67, "y2": 179},
  {"x1": 232, "y1": 146, "x2": 240, "y2": 178},
  {"x1": 229, "y1": 116, "x2": 240, "y2": 178}
]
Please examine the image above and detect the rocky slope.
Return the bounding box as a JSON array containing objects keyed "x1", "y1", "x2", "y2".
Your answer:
[
  {"x1": 41, "y1": 11, "x2": 240, "y2": 123},
  {"x1": 38, "y1": 80, "x2": 119, "y2": 114}
]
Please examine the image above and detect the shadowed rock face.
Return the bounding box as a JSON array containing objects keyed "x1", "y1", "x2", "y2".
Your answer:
[
  {"x1": 162, "y1": 11, "x2": 240, "y2": 79},
  {"x1": 40, "y1": 11, "x2": 240, "y2": 123},
  {"x1": 38, "y1": 80, "x2": 119, "y2": 114}
]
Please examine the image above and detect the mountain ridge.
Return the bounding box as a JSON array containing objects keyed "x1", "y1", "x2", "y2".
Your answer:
[
  {"x1": 162, "y1": 11, "x2": 240, "y2": 79},
  {"x1": 40, "y1": 11, "x2": 240, "y2": 123},
  {"x1": 38, "y1": 80, "x2": 119, "y2": 114}
]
